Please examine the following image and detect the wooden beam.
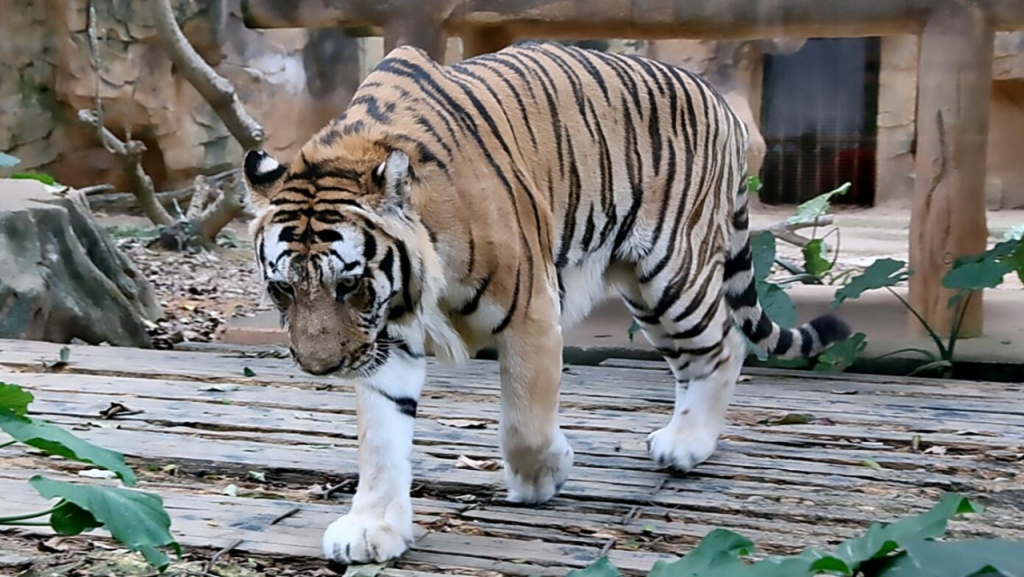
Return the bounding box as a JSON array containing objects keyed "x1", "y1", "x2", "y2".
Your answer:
[
  {"x1": 461, "y1": 27, "x2": 517, "y2": 59},
  {"x1": 908, "y1": 3, "x2": 994, "y2": 339},
  {"x1": 241, "y1": 0, "x2": 1024, "y2": 37},
  {"x1": 383, "y1": 18, "x2": 448, "y2": 62}
]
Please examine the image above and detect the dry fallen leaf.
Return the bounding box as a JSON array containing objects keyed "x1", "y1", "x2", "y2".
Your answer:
[
  {"x1": 456, "y1": 455, "x2": 502, "y2": 471},
  {"x1": 437, "y1": 418, "x2": 489, "y2": 429}
]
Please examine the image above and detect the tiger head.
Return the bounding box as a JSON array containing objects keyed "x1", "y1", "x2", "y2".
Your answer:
[{"x1": 240, "y1": 135, "x2": 435, "y2": 378}]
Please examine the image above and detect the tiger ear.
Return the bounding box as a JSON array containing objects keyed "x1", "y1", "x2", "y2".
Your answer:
[
  {"x1": 376, "y1": 149, "x2": 411, "y2": 215},
  {"x1": 242, "y1": 149, "x2": 287, "y2": 209}
]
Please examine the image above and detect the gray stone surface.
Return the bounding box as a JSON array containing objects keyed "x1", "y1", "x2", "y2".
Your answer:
[{"x1": 0, "y1": 179, "x2": 161, "y2": 347}]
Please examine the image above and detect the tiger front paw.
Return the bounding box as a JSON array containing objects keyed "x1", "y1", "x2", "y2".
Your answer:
[{"x1": 321, "y1": 504, "x2": 414, "y2": 565}]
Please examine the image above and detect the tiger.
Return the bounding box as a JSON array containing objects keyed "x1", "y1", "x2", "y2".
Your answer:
[{"x1": 241, "y1": 40, "x2": 850, "y2": 565}]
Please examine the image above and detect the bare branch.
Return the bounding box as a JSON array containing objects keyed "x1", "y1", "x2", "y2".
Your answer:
[
  {"x1": 751, "y1": 216, "x2": 835, "y2": 248},
  {"x1": 195, "y1": 177, "x2": 245, "y2": 241},
  {"x1": 150, "y1": 0, "x2": 265, "y2": 150},
  {"x1": 77, "y1": 109, "x2": 174, "y2": 225}
]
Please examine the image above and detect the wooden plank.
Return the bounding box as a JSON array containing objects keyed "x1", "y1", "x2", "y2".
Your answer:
[{"x1": 2, "y1": 337, "x2": 1022, "y2": 574}]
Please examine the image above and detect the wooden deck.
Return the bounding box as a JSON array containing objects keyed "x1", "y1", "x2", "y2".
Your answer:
[{"x1": 1, "y1": 337, "x2": 1022, "y2": 575}]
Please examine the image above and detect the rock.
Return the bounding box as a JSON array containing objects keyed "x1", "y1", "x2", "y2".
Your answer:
[{"x1": 0, "y1": 178, "x2": 161, "y2": 347}]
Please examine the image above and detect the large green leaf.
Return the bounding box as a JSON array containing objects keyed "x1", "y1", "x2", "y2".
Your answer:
[
  {"x1": 832, "y1": 258, "x2": 910, "y2": 308},
  {"x1": 757, "y1": 280, "x2": 796, "y2": 329},
  {"x1": 943, "y1": 240, "x2": 1017, "y2": 293},
  {"x1": 751, "y1": 231, "x2": 776, "y2": 283},
  {"x1": 787, "y1": 182, "x2": 851, "y2": 226},
  {"x1": 0, "y1": 410, "x2": 137, "y2": 486},
  {"x1": 878, "y1": 539, "x2": 1024, "y2": 577},
  {"x1": 813, "y1": 332, "x2": 867, "y2": 373},
  {"x1": 0, "y1": 382, "x2": 34, "y2": 416},
  {"x1": 30, "y1": 476, "x2": 179, "y2": 571},
  {"x1": 0, "y1": 151, "x2": 20, "y2": 167},
  {"x1": 568, "y1": 557, "x2": 622, "y2": 577},
  {"x1": 803, "y1": 493, "x2": 982, "y2": 574},
  {"x1": 648, "y1": 529, "x2": 755, "y2": 577},
  {"x1": 802, "y1": 238, "x2": 832, "y2": 279}
]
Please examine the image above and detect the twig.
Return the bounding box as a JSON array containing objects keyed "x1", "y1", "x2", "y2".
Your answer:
[
  {"x1": 320, "y1": 479, "x2": 355, "y2": 499},
  {"x1": 77, "y1": 108, "x2": 173, "y2": 226},
  {"x1": 751, "y1": 216, "x2": 835, "y2": 248},
  {"x1": 204, "y1": 538, "x2": 243, "y2": 573},
  {"x1": 269, "y1": 507, "x2": 300, "y2": 526},
  {"x1": 77, "y1": 184, "x2": 115, "y2": 196}
]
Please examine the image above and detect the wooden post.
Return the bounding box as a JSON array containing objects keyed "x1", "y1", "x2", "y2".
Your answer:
[
  {"x1": 383, "y1": 18, "x2": 448, "y2": 63},
  {"x1": 908, "y1": 2, "x2": 994, "y2": 338},
  {"x1": 461, "y1": 26, "x2": 517, "y2": 58}
]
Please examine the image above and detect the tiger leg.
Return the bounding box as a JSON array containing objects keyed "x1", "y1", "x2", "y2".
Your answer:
[
  {"x1": 495, "y1": 289, "x2": 574, "y2": 504},
  {"x1": 618, "y1": 270, "x2": 742, "y2": 472},
  {"x1": 321, "y1": 352, "x2": 424, "y2": 564}
]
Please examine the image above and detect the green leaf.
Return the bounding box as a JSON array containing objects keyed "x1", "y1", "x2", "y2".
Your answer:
[
  {"x1": 0, "y1": 152, "x2": 20, "y2": 167},
  {"x1": 30, "y1": 476, "x2": 179, "y2": 571},
  {"x1": 787, "y1": 182, "x2": 851, "y2": 226},
  {"x1": 880, "y1": 538, "x2": 1024, "y2": 577},
  {"x1": 0, "y1": 410, "x2": 137, "y2": 486},
  {"x1": 242, "y1": 366, "x2": 256, "y2": 377},
  {"x1": 568, "y1": 557, "x2": 622, "y2": 577},
  {"x1": 49, "y1": 499, "x2": 101, "y2": 535},
  {"x1": 747, "y1": 175, "x2": 763, "y2": 196},
  {"x1": 802, "y1": 238, "x2": 832, "y2": 279},
  {"x1": 822, "y1": 493, "x2": 982, "y2": 573},
  {"x1": 648, "y1": 528, "x2": 755, "y2": 577},
  {"x1": 757, "y1": 280, "x2": 796, "y2": 329},
  {"x1": 906, "y1": 360, "x2": 953, "y2": 378},
  {"x1": 813, "y1": 332, "x2": 867, "y2": 373},
  {"x1": 137, "y1": 545, "x2": 171, "y2": 573},
  {"x1": 832, "y1": 258, "x2": 910, "y2": 307},
  {"x1": 751, "y1": 232, "x2": 777, "y2": 282},
  {"x1": 10, "y1": 171, "x2": 57, "y2": 185},
  {"x1": 627, "y1": 319, "x2": 641, "y2": 342},
  {"x1": 0, "y1": 382, "x2": 34, "y2": 416},
  {"x1": 942, "y1": 241, "x2": 1016, "y2": 296}
]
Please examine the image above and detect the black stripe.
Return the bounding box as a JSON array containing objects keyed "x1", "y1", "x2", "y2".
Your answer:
[
  {"x1": 456, "y1": 274, "x2": 492, "y2": 316},
  {"x1": 380, "y1": 390, "x2": 418, "y2": 418},
  {"x1": 492, "y1": 266, "x2": 521, "y2": 334}
]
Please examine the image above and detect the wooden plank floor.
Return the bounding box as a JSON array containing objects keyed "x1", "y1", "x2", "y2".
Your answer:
[{"x1": 1, "y1": 338, "x2": 1022, "y2": 575}]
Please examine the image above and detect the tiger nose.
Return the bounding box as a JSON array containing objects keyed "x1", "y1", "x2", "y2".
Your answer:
[{"x1": 292, "y1": 346, "x2": 342, "y2": 375}]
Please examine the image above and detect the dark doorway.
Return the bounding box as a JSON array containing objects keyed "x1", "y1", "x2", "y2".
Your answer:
[{"x1": 759, "y1": 37, "x2": 881, "y2": 206}]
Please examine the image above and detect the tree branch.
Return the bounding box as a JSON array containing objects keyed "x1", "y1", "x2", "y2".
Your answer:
[
  {"x1": 77, "y1": 109, "x2": 174, "y2": 225},
  {"x1": 751, "y1": 216, "x2": 835, "y2": 248},
  {"x1": 150, "y1": 0, "x2": 265, "y2": 150}
]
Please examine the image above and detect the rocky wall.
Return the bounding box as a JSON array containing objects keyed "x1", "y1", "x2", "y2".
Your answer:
[{"x1": 0, "y1": 0, "x2": 365, "y2": 193}]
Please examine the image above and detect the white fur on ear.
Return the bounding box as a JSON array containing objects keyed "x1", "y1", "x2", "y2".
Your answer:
[
  {"x1": 257, "y1": 154, "x2": 282, "y2": 177},
  {"x1": 243, "y1": 149, "x2": 287, "y2": 196},
  {"x1": 375, "y1": 160, "x2": 387, "y2": 179},
  {"x1": 385, "y1": 150, "x2": 410, "y2": 184},
  {"x1": 381, "y1": 150, "x2": 411, "y2": 213}
]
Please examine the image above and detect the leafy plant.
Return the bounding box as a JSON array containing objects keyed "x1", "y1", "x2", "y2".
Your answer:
[
  {"x1": 570, "y1": 492, "x2": 1022, "y2": 577},
  {"x1": 831, "y1": 237, "x2": 1023, "y2": 377},
  {"x1": 0, "y1": 382, "x2": 180, "y2": 572},
  {"x1": 11, "y1": 171, "x2": 58, "y2": 185}
]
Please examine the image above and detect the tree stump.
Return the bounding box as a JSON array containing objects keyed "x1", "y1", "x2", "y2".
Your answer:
[
  {"x1": 908, "y1": 3, "x2": 994, "y2": 338},
  {"x1": 0, "y1": 179, "x2": 162, "y2": 347}
]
